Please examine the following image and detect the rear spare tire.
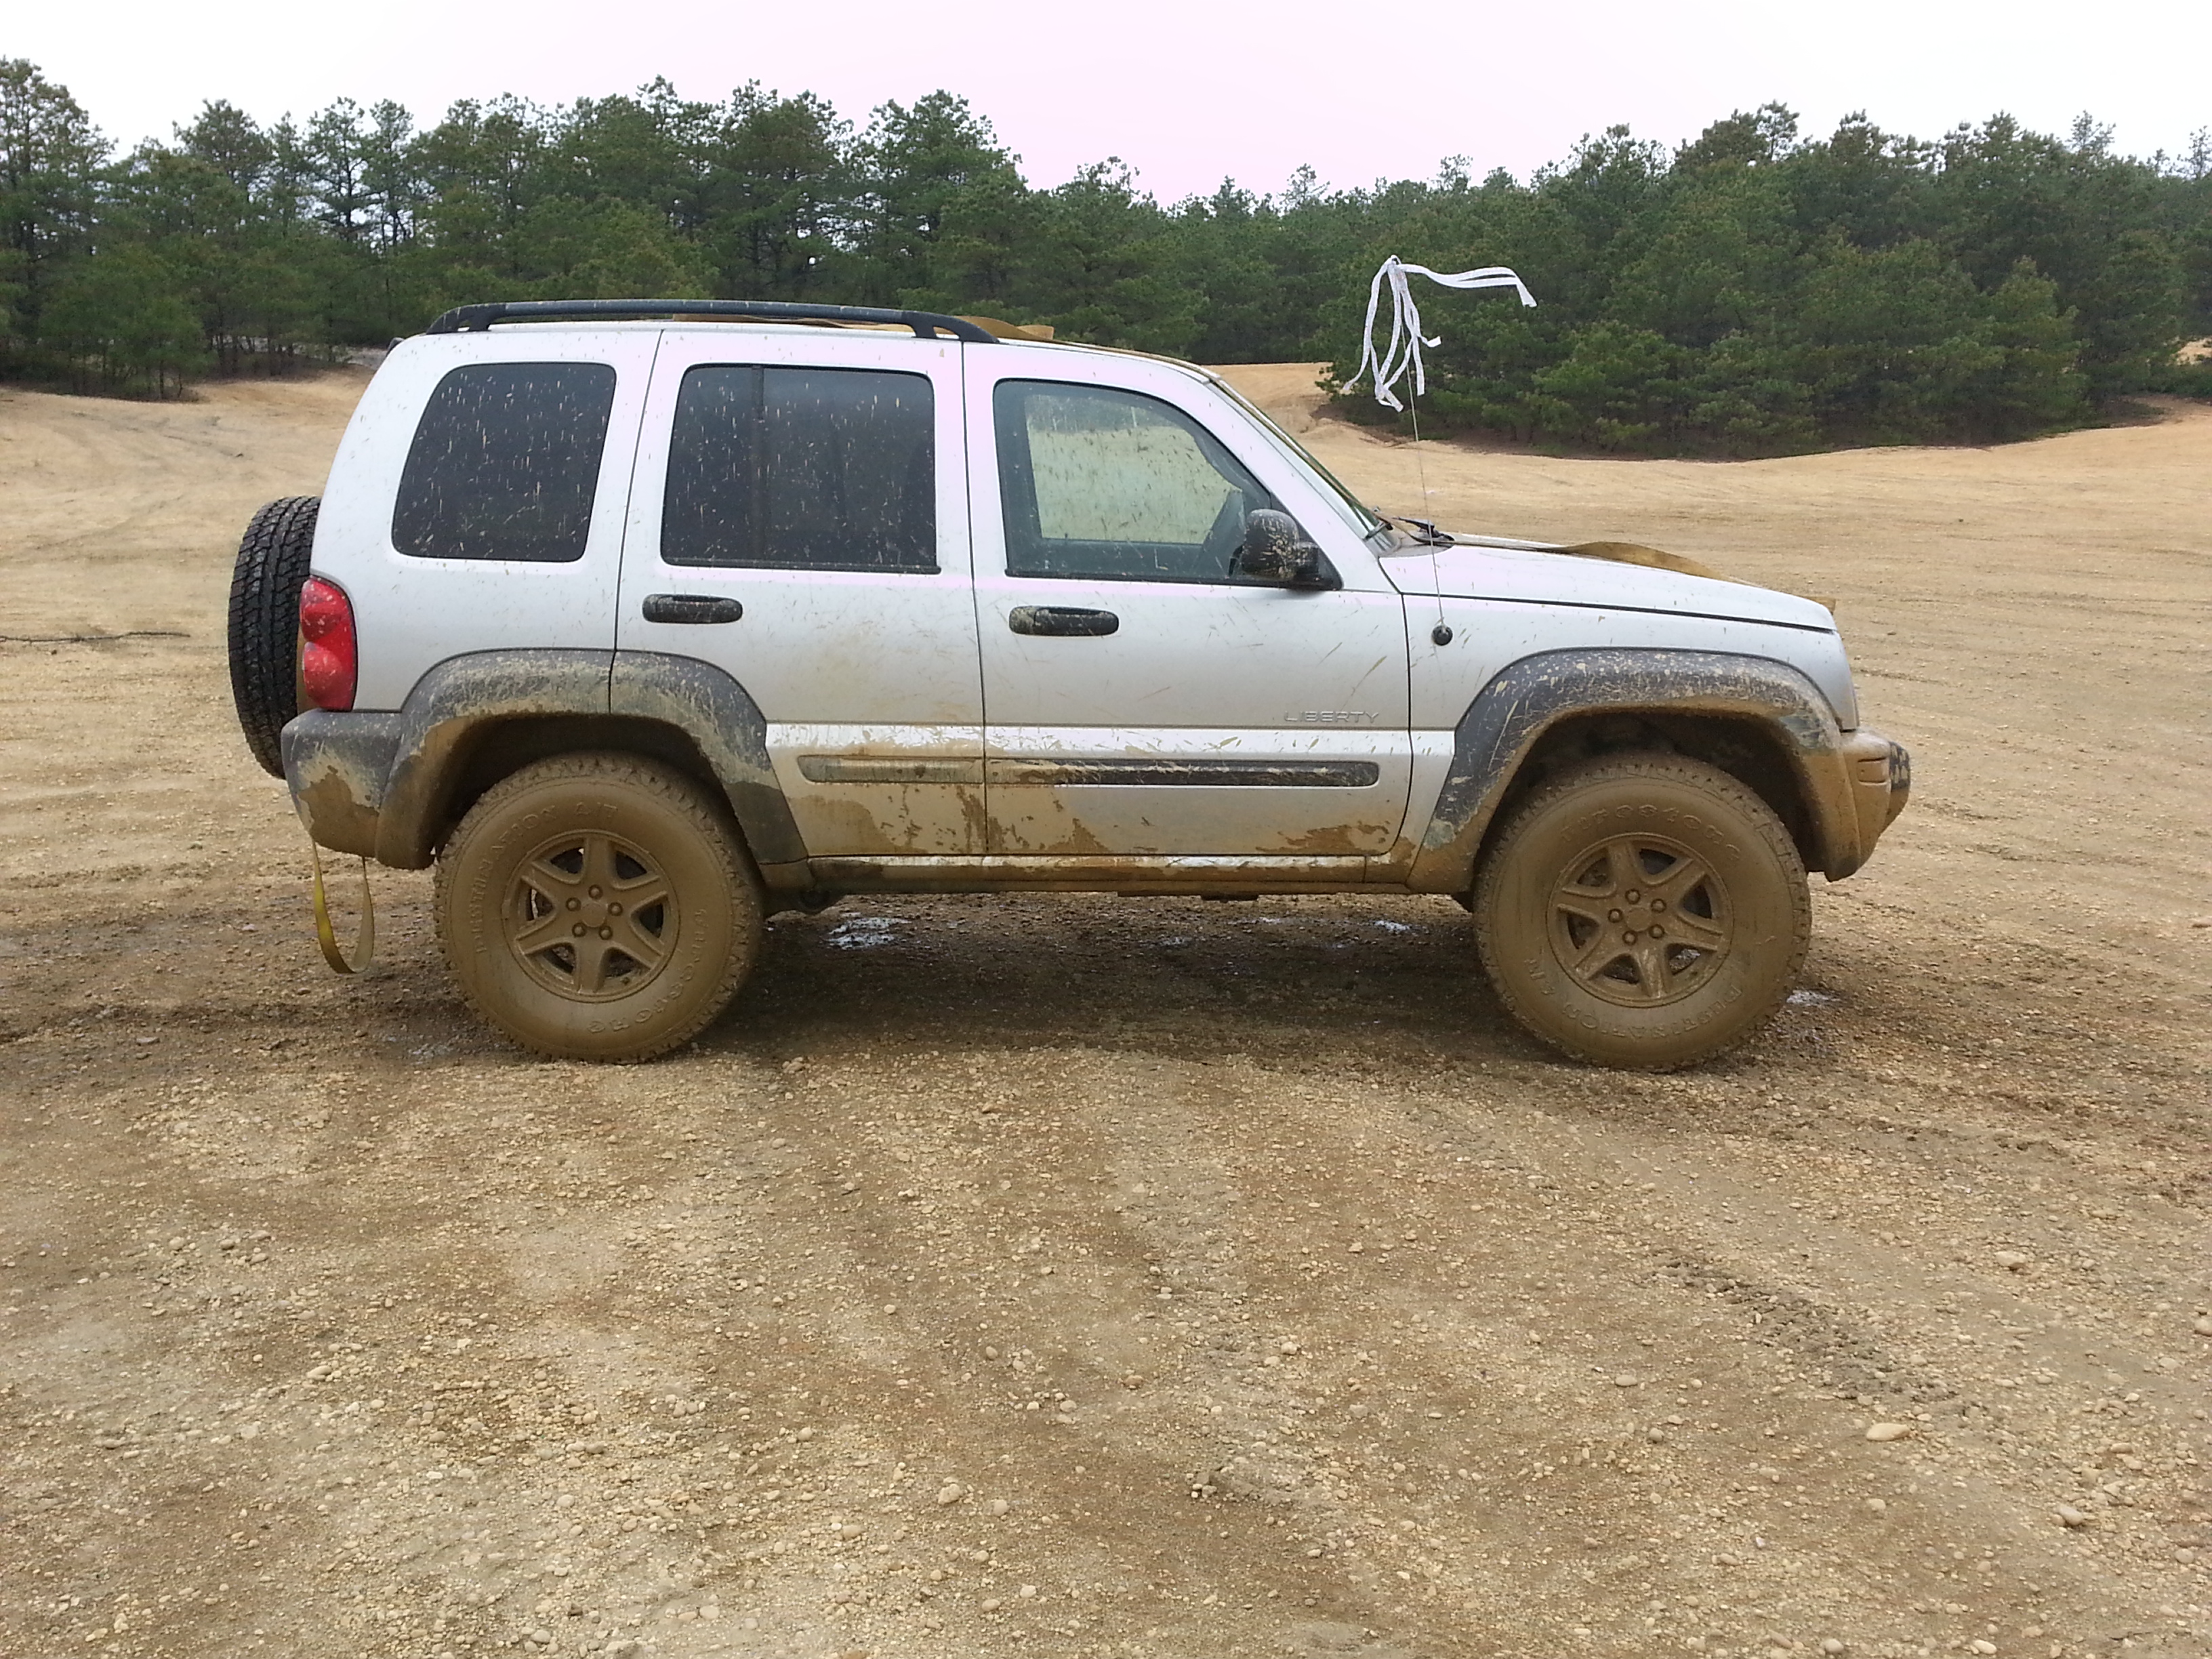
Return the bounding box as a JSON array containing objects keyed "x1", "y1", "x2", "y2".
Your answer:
[
  {"x1": 227, "y1": 495, "x2": 320, "y2": 777},
  {"x1": 435, "y1": 753, "x2": 764, "y2": 1061},
  {"x1": 1472, "y1": 752, "x2": 1809, "y2": 1069}
]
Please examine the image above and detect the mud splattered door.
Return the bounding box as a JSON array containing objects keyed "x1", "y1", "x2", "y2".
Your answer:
[
  {"x1": 969, "y1": 370, "x2": 1412, "y2": 860},
  {"x1": 617, "y1": 330, "x2": 983, "y2": 857}
]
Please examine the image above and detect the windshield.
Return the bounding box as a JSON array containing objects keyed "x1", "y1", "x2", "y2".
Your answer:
[{"x1": 1208, "y1": 378, "x2": 1390, "y2": 539}]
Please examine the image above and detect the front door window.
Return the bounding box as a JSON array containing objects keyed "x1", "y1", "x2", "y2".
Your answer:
[{"x1": 994, "y1": 380, "x2": 1279, "y2": 584}]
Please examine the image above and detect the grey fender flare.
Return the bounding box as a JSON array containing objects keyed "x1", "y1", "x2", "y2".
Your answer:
[
  {"x1": 281, "y1": 648, "x2": 806, "y2": 875},
  {"x1": 1406, "y1": 647, "x2": 1875, "y2": 891},
  {"x1": 607, "y1": 651, "x2": 806, "y2": 867}
]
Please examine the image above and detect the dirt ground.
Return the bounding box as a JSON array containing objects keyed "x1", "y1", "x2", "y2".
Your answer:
[{"x1": 1, "y1": 361, "x2": 2207, "y2": 1659}]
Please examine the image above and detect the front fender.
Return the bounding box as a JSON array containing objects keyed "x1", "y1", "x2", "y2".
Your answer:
[{"x1": 1408, "y1": 647, "x2": 1896, "y2": 890}]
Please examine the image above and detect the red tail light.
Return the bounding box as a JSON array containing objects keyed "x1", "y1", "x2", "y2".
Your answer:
[{"x1": 298, "y1": 577, "x2": 357, "y2": 712}]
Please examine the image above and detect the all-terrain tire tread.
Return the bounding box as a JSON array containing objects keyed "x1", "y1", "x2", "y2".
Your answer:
[{"x1": 226, "y1": 495, "x2": 321, "y2": 777}]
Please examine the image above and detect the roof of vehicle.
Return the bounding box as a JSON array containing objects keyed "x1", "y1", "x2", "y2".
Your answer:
[{"x1": 419, "y1": 298, "x2": 1220, "y2": 383}]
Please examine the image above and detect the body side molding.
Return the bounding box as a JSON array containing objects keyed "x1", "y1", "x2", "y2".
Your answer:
[{"x1": 985, "y1": 758, "x2": 1381, "y2": 788}]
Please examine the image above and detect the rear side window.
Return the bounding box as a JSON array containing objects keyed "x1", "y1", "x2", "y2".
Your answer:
[
  {"x1": 392, "y1": 363, "x2": 617, "y2": 562},
  {"x1": 662, "y1": 366, "x2": 936, "y2": 571}
]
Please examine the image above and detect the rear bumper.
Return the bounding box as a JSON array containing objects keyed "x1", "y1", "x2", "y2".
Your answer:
[{"x1": 283, "y1": 710, "x2": 404, "y2": 861}]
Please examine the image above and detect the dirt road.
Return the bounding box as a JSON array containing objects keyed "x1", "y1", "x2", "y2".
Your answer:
[{"x1": 1, "y1": 365, "x2": 2207, "y2": 1659}]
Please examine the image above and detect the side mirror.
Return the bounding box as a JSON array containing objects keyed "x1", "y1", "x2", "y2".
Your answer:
[{"x1": 1236, "y1": 509, "x2": 1339, "y2": 589}]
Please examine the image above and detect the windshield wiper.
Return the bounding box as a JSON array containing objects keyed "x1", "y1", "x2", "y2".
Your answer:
[{"x1": 1380, "y1": 515, "x2": 1455, "y2": 547}]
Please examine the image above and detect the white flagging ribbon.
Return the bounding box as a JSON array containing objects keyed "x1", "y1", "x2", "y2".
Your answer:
[{"x1": 1343, "y1": 255, "x2": 1537, "y2": 411}]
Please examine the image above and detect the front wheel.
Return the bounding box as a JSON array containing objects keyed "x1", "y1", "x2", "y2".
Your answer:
[
  {"x1": 1472, "y1": 752, "x2": 1809, "y2": 1069},
  {"x1": 436, "y1": 754, "x2": 762, "y2": 1061}
]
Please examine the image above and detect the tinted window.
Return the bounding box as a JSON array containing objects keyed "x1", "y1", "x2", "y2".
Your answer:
[
  {"x1": 662, "y1": 366, "x2": 936, "y2": 571},
  {"x1": 392, "y1": 363, "x2": 617, "y2": 562},
  {"x1": 994, "y1": 380, "x2": 1277, "y2": 583}
]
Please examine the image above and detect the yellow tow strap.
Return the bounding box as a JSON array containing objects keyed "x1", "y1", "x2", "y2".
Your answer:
[{"x1": 308, "y1": 838, "x2": 377, "y2": 974}]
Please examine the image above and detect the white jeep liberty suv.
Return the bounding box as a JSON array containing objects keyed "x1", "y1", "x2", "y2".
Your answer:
[{"x1": 226, "y1": 299, "x2": 1909, "y2": 1067}]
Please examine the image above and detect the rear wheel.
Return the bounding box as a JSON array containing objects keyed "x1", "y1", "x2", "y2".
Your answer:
[
  {"x1": 1473, "y1": 752, "x2": 1809, "y2": 1069},
  {"x1": 436, "y1": 754, "x2": 762, "y2": 1061}
]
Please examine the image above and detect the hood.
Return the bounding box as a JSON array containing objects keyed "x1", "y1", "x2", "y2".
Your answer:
[{"x1": 1381, "y1": 538, "x2": 1836, "y2": 633}]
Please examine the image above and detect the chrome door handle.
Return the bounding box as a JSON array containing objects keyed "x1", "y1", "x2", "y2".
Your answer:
[
  {"x1": 1008, "y1": 605, "x2": 1118, "y2": 637},
  {"x1": 642, "y1": 593, "x2": 743, "y2": 624}
]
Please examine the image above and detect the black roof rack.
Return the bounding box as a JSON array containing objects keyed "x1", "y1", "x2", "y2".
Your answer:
[{"x1": 424, "y1": 298, "x2": 996, "y2": 344}]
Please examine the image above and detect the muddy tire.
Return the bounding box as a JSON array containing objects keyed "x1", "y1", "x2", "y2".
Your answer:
[
  {"x1": 226, "y1": 495, "x2": 321, "y2": 777},
  {"x1": 1472, "y1": 752, "x2": 1809, "y2": 1069},
  {"x1": 435, "y1": 754, "x2": 762, "y2": 1062}
]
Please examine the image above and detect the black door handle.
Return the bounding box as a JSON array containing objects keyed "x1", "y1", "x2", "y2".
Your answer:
[
  {"x1": 1009, "y1": 605, "x2": 1118, "y2": 637},
  {"x1": 642, "y1": 593, "x2": 743, "y2": 624}
]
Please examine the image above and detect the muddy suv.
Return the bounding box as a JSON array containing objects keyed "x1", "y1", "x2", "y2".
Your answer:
[{"x1": 227, "y1": 298, "x2": 1908, "y2": 1067}]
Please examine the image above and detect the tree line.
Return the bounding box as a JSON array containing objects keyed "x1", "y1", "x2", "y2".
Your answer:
[{"x1": 2, "y1": 57, "x2": 2207, "y2": 452}]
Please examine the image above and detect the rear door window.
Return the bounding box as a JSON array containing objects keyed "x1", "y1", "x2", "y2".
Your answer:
[
  {"x1": 661, "y1": 365, "x2": 936, "y2": 571},
  {"x1": 392, "y1": 363, "x2": 617, "y2": 562}
]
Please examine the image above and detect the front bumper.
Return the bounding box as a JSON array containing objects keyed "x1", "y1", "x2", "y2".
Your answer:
[{"x1": 1837, "y1": 727, "x2": 1910, "y2": 872}]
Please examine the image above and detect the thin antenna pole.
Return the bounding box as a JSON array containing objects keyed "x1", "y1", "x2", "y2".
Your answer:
[
  {"x1": 1409, "y1": 388, "x2": 1447, "y2": 638},
  {"x1": 1408, "y1": 392, "x2": 1431, "y2": 505}
]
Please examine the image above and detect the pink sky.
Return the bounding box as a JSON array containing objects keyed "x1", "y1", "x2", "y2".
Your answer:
[{"x1": 17, "y1": 0, "x2": 2210, "y2": 199}]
